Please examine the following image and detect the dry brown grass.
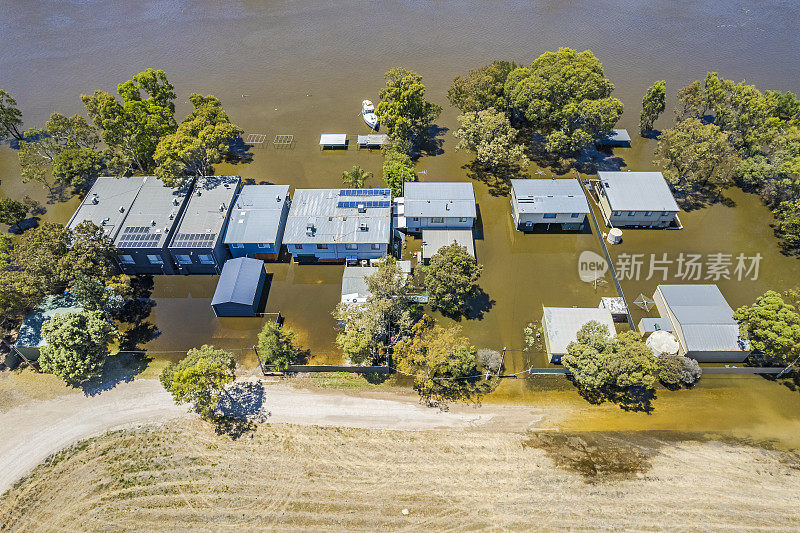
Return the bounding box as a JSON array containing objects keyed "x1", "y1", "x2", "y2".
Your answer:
[{"x1": 2, "y1": 420, "x2": 800, "y2": 531}]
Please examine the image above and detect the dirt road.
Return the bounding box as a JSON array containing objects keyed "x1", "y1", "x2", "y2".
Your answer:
[{"x1": 0, "y1": 378, "x2": 537, "y2": 494}]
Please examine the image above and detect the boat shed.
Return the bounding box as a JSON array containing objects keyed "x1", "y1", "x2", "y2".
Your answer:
[
  {"x1": 114, "y1": 176, "x2": 190, "y2": 275},
  {"x1": 356, "y1": 134, "x2": 389, "y2": 149},
  {"x1": 8, "y1": 295, "x2": 82, "y2": 367},
  {"x1": 596, "y1": 171, "x2": 679, "y2": 228},
  {"x1": 422, "y1": 228, "x2": 475, "y2": 261},
  {"x1": 211, "y1": 257, "x2": 267, "y2": 317},
  {"x1": 319, "y1": 134, "x2": 348, "y2": 149},
  {"x1": 67, "y1": 176, "x2": 147, "y2": 239},
  {"x1": 224, "y1": 184, "x2": 291, "y2": 261},
  {"x1": 597, "y1": 128, "x2": 632, "y2": 146},
  {"x1": 169, "y1": 176, "x2": 240, "y2": 274},
  {"x1": 653, "y1": 284, "x2": 750, "y2": 362},
  {"x1": 510, "y1": 178, "x2": 589, "y2": 231},
  {"x1": 541, "y1": 306, "x2": 616, "y2": 363}
]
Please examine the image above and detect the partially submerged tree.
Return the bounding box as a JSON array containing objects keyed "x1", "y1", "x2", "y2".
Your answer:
[
  {"x1": 376, "y1": 67, "x2": 441, "y2": 143},
  {"x1": 447, "y1": 60, "x2": 517, "y2": 114},
  {"x1": 257, "y1": 321, "x2": 300, "y2": 371},
  {"x1": 0, "y1": 89, "x2": 24, "y2": 140},
  {"x1": 154, "y1": 93, "x2": 243, "y2": 187},
  {"x1": 423, "y1": 243, "x2": 483, "y2": 316},
  {"x1": 657, "y1": 354, "x2": 702, "y2": 387},
  {"x1": 454, "y1": 107, "x2": 528, "y2": 173},
  {"x1": 382, "y1": 141, "x2": 416, "y2": 196},
  {"x1": 504, "y1": 48, "x2": 623, "y2": 154},
  {"x1": 774, "y1": 199, "x2": 800, "y2": 254},
  {"x1": 0, "y1": 198, "x2": 29, "y2": 231},
  {"x1": 160, "y1": 344, "x2": 237, "y2": 421},
  {"x1": 341, "y1": 165, "x2": 372, "y2": 188},
  {"x1": 639, "y1": 80, "x2": 666, "y2": 135},
  {"x1": 38, "y1": 310, "x2": 116, "y2": 383},
  {"x1": 734, "y1": 290, "x2": 800, "y2": 365},
  {"x1": 394, "y1": 315, "x2": 494, "y2": 404}
]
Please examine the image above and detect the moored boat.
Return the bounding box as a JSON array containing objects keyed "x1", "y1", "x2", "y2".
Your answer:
[{"x1": 362, "y1": 99, "x2": 378, "y2": 129}]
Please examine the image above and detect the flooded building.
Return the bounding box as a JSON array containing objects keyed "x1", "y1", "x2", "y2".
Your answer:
[
  {"x1": 224, "y1": 184, "x2": 291, "y2": 261},
  {"x1": 66, "y1": 176, "x2": 148, "y2": 239},
  {"x1": 396, "y1": 182, "x2": 476, "y2": 234},
  {"x1": 653, "y1": 284, "x2": 750, "y2": 362},
  {"x1": 168, "y1": 176, "x2": 240, "y2": 274},
  {"x1": 114, "y1": 177, "x2": 190, "y2": 275},
  {"x1": 283, "y1": 188, "x2": 391, "y2": 263},
  {"x1": 596, "y1": 171, "x2": 679, "y2": 228},
  {"x1": 211, "y1": 257, "x2": 267, "y2": 317},
  {"x1": 510, "y1": 178, "x2": 589, "y2": 231},
  {"x1": 8, "y1": 294, "x2": 82, "y2": 367},
  {"x1": 542, "y1": 306, "x2": 616, "y2": 363}
]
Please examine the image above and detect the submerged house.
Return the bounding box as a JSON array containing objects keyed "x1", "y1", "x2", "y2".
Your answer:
[
  {"x1": 396, "y1": 182, "x2": 476, "y2": 233},
  {"x1": 596, "y1": 171, "x2": 679, "y2": 228},
  {"x1": 283, "y1": 188, "x2": 392, "y2": 262},
  {"x1": 8, "y1": 295, "x2": 82, "y2": 367},
  {"x1": 224, "y1": 185, "x2": 291, "y2": 261},
  {"x1": 541, "y1": 306, "x2": 616, "y2": 363},
  {"x1": 510, "y1": 178, "x2": 589, "y2": 231},
  {"x1": 114, "y1": 177, "x2": 190, "y2": 275},
  {"x1": 211, "y1": 257, "x2": 268, "y2": 317},
  {"x1": 652, "y1": 284, "x2": 750, "y2": 362},
  {"x1": 67, "y1": 176, "x2": 148, "y2": 239},
  {"x1": 168, "y1": 176, "x2": 240, "y2": 274}
]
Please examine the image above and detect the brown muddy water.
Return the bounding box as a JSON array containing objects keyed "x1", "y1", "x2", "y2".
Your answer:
[{"x1": 2, "y1": 1, "x2": 800, "y2": 442}]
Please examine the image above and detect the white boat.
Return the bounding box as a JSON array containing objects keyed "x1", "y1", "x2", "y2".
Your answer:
[{"x1": 362, "y1": 99, "x2": 379, "y2": 130}]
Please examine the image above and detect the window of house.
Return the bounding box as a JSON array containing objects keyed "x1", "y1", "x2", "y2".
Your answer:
[
  {"x1": 628, "y1": 211, "x2": 636, "y2": 216},
  {"x1": 176, "y1": 254, "x2": 192, "y2": 265},
  {"x1": 371, "y1": 243, "x2": 381, "y2": 250},
  {"x1": 295, "y1": 244, "x2": 303, "y2": 250},
  {"x1": 231, "y1": 243, "x2": 244, "y2": 249},
  {"x1": 120, "y1": 255, "x2": 135, "y2": 264},
  {"x1": 571, "y1": 213, "x2": 580, "y2": 218},
  {"x1": 257, "y1": 243, "x2": 268, "y2": 248},
  {"x1": 644, "y1": 211, "x2": 653, "y2": 216},
  {"x1": 662, "y1": 211, "x2": 671, "y2": 216},
  {"x1": 345, "y1": 243, "x2": 358, "y2": 250},
  {"x1": 412, "y1": 217, "x2": 419, "y2": 221},
  {"x1": 613, "y1": 211, "x2": 622, "y2": 216},
  {"x1": 431, "y1": 217, "x2": 444, "y2": 223},
  {"x1": 316, "y1": 244, "x2": 328, "y2": 249},
  {"x1": 543, "y1": 213, "x2": 557, "y2": 219},
  {"x1": 147, "y1": 255, "x2": 164, "y2": 265},
  {"x1": 458, "y1": 217, "x2": 468, "y2": 222},
  {"x1": 198, "y1": 254, "x2": 214, "y2": 265}
]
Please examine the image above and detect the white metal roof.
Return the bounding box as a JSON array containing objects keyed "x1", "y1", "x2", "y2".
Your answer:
[
  {"x1": 543, "y1": 307, "x2": 616, "y2": 355},
  {"x1": 223, "y1": 185, "x2": 290, "y2": 245},
  {"x1": 510, "y1": 178, "x2": 589, "y2": 214},
  {"x1": 404, "y1": 182, "x2": 476, "y2": 219},
  {"x1": 319, "y1": 134, "x2": 347, "y2": 146},
  {"x1": 598, "y1": 171, "x2": 679, "y2": 212},
  {"x1": 421, "y1": 228, "x2": 475, "y2": 259}
]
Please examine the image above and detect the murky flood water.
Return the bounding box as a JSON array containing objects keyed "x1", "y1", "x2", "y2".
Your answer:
[{"x1": 2, "y1": 1, "x2": 800, "y2": 442}]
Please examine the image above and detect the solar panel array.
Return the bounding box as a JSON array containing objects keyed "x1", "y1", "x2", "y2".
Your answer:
[
  {"x1": 337, "y1": 200, "x2": 391, "y2": 209},
  {"x1": 339, "y1": 188, "x2": 391, "y2": 197},
  {"x1": 172, "y1": 232, "x2": 217, "y2": 248},
  {"x1": 117, "y1": 226, "x2": 163, "y2": 249}
]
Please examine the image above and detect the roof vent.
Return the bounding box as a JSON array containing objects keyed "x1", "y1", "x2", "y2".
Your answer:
[
  {"x1": 101, "y1": 217, "x2": 110, "y2": 225},
  {"x1": 357, "y1": 203, "x2": 366, "y2": 213},
  {"x1": 359, "y1": 221, "x2": 368, "y2": 231},
  {"x1": 91, "y1": 194, "x2": 99, "y2": 204},
  {"x1": 151, "y1": 220, "x2": 157, "y2": 226},
  {"x1": 119, "y1": 206, "x2": 125, "y2": 213},
  {"x1": 276, "y1": 195, "x2": 282, "y2": 202},
  {"x1": 173, "y1": 198, "x2": 180, "y2": 206},
  {"x1": 445, "y1": 204, "x2": 450, "y2": 211},
  {"x1": 306, "y1": 218, "x2": 316, "y2": 236},
  {"x1": 219, "y1": 203, "x2": 226, "y2": 212},
  {"x1": 169, "y1": 210, "x2": 176, "y2": 220}
]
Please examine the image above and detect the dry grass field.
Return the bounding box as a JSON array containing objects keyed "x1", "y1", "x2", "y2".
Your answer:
[{"x1": 3, "y1": 420, "x2": 800, "y2": 531}]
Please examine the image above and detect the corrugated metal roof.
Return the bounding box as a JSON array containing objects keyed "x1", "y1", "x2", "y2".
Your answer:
[
  {"x1": 114, "y1": 177, "x2": 189, "y2": 250},
  {"x1": 511, "y1": 178, "x2": 589, "y2": 214},
  {"x1": 223, "y1": 185, "x2": 290, "y2": 245},
  {"x1": 319, "y1": 134, "x2": 347, "y2": 145},
  {"x1": 422, "y1": 228, "x2": 475, "y2": 259},
  {"x1": 14, "y1": 295, "x2": 82, "y2": 348},
  {"x1": 404, "y1": 182, "x2": 476, "y2": 219},
  {"x1": 598, "y1": 171, "x2": 679, "y2": 212},
  {"x1": 170, "y1": 176, "x2": 240, "y2": 249},
  {"x1": 67, "y1": 176, "x2": 147, "y2": 239},
  {"x1": 638, "y1": 317, "x2": 674, "y2": 333},
  {"x1": 211, "y1": 257, "x2": 265, "y2": 306},
  {"x1": 283, "y1": 188, "x2": 391, "y2": 245},
  {"x1": 341, "y1": 266, "x2": 377, "y2": 300},
  {"x1": 543, "y1": 307, "x2": 615, "y2": 355}
]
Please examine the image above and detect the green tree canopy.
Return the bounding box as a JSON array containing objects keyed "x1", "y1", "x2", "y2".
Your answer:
[
  {"x1": 160, "y1": 345, "x2": 237, "y2": 421},
  {"x1": 376, "y1": 67, "x2": 441, "y2": 142},
  {"x1": 774, "y1": 199, "x2": 800, "y2": 254},
  {"x1": 639, "y1": 80, "x2": 666, "y2": 134},
  {"x1": 257, "y1": 321, "x2": 300, "y2": 371},
  {"x1": 0, "y1": 198, "x2": 28, "y2": 230},
  {"x1": 447, "y1": 60, "x2": 517, "y2": 114},
  {"x1": 341, "y1": 165, "x2": 372, "y2": 188},
  {"x1": 38, "y1": 310, "x2": 116, "y2": 383},
  {"x1": 0, "y1": 89, "x2": 24, "y2": 140},
  {"x1": 734, "y1": 290, "x2": 800, "y2": 365},
  {"x1": 423, "y1": 243, "x2": 483, "y2": 316},
  {"x1": 504, "y1": 48, "x2": 623, "y2": 154},
  {"x1": 657, "y1": 354, "x2": 702, "y2": 388},
  {"x1": 382, "y1": 142, "x2": 416, "y2": 196},
  {"x1": 394, "y1": 315, "x2": 494, "y2": 404},
  {"x1": 81, "y1": 68, "x2": 176, "y2": 174},
  {"x1": 454, "y1": 107, "x2": 529, "y2": 172},
  {"x1": 154, "y1": 93, "x2": 243, "y2": 187}
]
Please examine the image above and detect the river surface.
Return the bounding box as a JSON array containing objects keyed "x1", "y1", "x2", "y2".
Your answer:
[{"x1": 2, "y1": 1, "x2": 800, "y2": 444}]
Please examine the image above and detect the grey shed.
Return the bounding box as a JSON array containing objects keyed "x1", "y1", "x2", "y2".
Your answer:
[{"x1": 211, "y1": 257, "x2": 267, "y2": 317}]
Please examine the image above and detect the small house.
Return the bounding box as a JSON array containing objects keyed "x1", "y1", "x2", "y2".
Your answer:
[
  {"x1": 652, "y1": 284, "x2": 750, "y2": 362},
  {"x1": 510, "y1": 178, "x2": 589, "y2": 231},
  {"x1": 396, "y1": 182, "x2": 476, "y2": 233},
  {"x1": 67, "y1": 176, "x2": 147, "y2": 239},
  {"x1": 114, "y1": 176, "x2": 190, "y2": 275},
  {"x1": 340, "y1": 260, "x2": 411, "y2": 306},
  {"x1": 168, "y1": 176, "x2": 240, "y2": 274},
  {"x1": 283, "y1": 188, "x2": 392, "y2": 262},
  {"x1": 224, "y1": 185, "x2": 291, "y2": 261},
  {"x1": 211, "y1": 257, "x2": 267, "y2": 317},
  {"x1": 421, "y1": 229, "x2": 475, "y2": 262},
  {"x1": 596, "y1": 171, "x2": 679, "y2": 228},
  {"x1": 541, "y1": 306, "x2": 616, "y2": 363},
  {"x1": 319, "y1": 134, "x2": 348, "y2": 149},
  {"x1": 8, "y1": 295, "x2": 82, "y2": 367}
]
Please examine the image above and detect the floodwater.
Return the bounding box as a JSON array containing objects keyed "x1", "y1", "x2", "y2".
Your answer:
[{"x1": 2, "y1": 1, "x2": 800, "y2": 442}]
